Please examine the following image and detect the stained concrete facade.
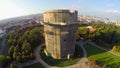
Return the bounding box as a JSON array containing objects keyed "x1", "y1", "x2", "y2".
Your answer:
[{"x1": 44, "y1": 10, "x2": 78, "y2": 59}]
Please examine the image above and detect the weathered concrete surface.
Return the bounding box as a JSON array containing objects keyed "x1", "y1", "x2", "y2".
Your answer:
[{"x1": 44, "y1": 9, "x2": 78, "y2": 59}]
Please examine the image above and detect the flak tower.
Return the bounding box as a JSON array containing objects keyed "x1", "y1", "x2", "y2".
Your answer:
[{"x1": 43, "y1": 9, "x2": 78, "y2": 59}]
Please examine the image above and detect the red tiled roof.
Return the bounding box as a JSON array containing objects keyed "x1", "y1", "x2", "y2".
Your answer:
[{"x1": 89, "y1": 29, "x2": 95, "y2": 33}]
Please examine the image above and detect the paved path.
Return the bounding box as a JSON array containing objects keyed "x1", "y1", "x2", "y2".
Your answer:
[
  {"x1": 49, "y1": 41, "x2": 91, "y2": 68},
  {"x1": 21, "y1": 41, "x2": 92, "y2": 68},
  {"x1": 0, "y1": 36, "x2": 6, "y2": 55},
  {"x1": 17, "y1": 44, "x2": 49, "y2": 68},
  {"x1": 8, "y1": 40, "x2": 104, "y2": 68},
  {"x1": 38, "y1": 41, "x2": 91, "y2": 68},
  {"x1": 34, "y1": 44, "x2": 50, "y2": 68},
  {"x1": 17, "y1": 60, "x2": 39, "y2": 68},
  {"x1": 22, "y1": 41, "x2": 106, "y2": 68},
  {"x1": 0, "y1": 31, "x2": 13, "y2": 55},
  {"x1": 1, "y1": 39, "x2": 107, "y2": 68},
  {"x1": 14, "y1": 40, "x2": 120, "y2": 68},
  {"x1": 76, "y1": 41, "x2": 87, "y2": 57}
]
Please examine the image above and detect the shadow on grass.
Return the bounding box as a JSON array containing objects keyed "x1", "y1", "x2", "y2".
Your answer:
[
  {"x1": 84, "y1": 43, "x2": 105, "y2": 57},
  {"x1": 84, "y1": 43, "x2": 120, "y2": 68}
]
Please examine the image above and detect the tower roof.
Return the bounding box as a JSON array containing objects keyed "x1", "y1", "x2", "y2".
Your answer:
[
  {"x1": 43, "y1": 9, "x2": 78, "y2": 24},
  {"x1": 44, "y1": 9, "x2": 77, "y2": 13}
]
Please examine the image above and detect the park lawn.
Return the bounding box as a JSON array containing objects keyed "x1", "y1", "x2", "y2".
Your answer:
[
  {"x1": 40, "y1": 44, "x2": 83, "y2": 67},
  {"x1": 84, "y1": 43, "x2": 120, "y2": 68},
  {"x1": 23, "y1": 63, "x2": 45, "y2": 68},
  {"x1": 78, "y1": 26, "x2": 85, "y2": 30}
]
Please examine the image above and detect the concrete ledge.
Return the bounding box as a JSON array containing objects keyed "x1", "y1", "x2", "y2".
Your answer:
[{"x1": 44, "y1": 22, "x2": 79, "y2": 26}]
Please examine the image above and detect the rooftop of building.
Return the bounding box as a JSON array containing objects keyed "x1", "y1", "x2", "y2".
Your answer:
[{"x1": 0, "y1": 29, "x2": 4, "y2": 34}]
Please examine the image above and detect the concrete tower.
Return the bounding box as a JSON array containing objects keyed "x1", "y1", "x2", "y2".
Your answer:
[{"x1": 43, "y1": 10, "x2": 78, "y2": 59}]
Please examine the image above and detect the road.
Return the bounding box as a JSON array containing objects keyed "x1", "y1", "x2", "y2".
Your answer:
[
  {"x1": 0, "y1": 36, "x2": 6, "y2": 55},
  {"x1": 0, "y1": 30, "x2": 15, "y2": 55}
]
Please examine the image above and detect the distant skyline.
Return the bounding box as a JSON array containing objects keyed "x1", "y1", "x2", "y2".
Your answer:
[{"x1": 0, "y1": 0, "x2": 120, "y2": 20}]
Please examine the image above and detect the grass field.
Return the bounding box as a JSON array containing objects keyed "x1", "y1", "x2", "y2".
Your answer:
[
  {"x1": 23, "y1": 63, "x2": 45, "y2": 68},
  {"x1": 40, "y1": 44, "x2": 83, "y2": 67},
  {"x1": 84, "y1": 43, "x2": 120, "y2": 68}
]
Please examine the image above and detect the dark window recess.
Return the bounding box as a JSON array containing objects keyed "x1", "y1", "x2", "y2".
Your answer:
[
  {"x1": 73, "y1": 31, "x2": 76, "y2": 33},
  {"x1": 64, "y1": 39, "x2": 66, "y2": 42},
  {"x1": 63, "y1": 20, "x2": 65, "y2": 22}
]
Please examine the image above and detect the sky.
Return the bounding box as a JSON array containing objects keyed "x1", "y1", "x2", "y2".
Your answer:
[{"x1": 0, "y1": 0, "x2": 120, "y2": 20}]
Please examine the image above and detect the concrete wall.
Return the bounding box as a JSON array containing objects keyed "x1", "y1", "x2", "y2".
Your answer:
[
  {"x1": 60, "y1": 25, "x2": 77, "y2": 59},
  {"x1": 44, "y1": 25, "x2": 61, "y2": 59},
  {"x1": 44, "y1": 9, "x2": 78, "y2": 59},
  {"x1": 44, "y1": 10, "x2": 78, "y2": 23}
]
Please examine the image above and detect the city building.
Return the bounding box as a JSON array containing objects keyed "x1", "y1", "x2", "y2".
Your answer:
[
  {"x1": 0, "y1": 29, "x2": 6, "y2": 38},
  {"x1": 43, "y1": 10, "x2": 78, "y2": 59},
  {"x1": 35, "y1": 19, "x2": 44, "y2": 25}
]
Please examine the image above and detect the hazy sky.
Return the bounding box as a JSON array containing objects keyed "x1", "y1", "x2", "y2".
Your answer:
[{"x1": 0, "y1": 0, "x2": 120, "y2": 20}]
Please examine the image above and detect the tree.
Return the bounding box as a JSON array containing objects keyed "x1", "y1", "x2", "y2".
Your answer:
[
  {"x1": 7, "y1": 39, "x2": 13, "y2": 46},
  {"x1": 22, "y1": 55, "x2": 26, "y2": 62},
  {"x1": 14, "y1": 45, "x2": 20, "y2": 53},
  {"x1": 8, "y1": 46, "x2": 14, "y2": 56},
  {"x1": 16, "y1": 56, "x2": 21, "y2": 62},
  {"x1": 6, "y1": 56, "x2": 11, "y2": 64},
  {"x1": 6, "y1": 27, "x2": 43, "y2": 63},
  {"x1": 10, "y1": 63, "x2": 17, "y2": 68},
  {"x1": 30, "y1": 53, "x2": 35, "y2": 59},
  {"x1": 0, "y1": 55, "x2": 6, "y2": 64},
  {"x1": 112, "y1": 46, "x2": 117, "y2": 52},
  {"x1": 22, "y1": 51, "x2": 25, "y2": 55},
  {"x1": 13, "y1": 52, "x2": 18, "y2": 59},
  {"x1": 22, "y1": 41, "x2": 31, "y2": 52}
]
